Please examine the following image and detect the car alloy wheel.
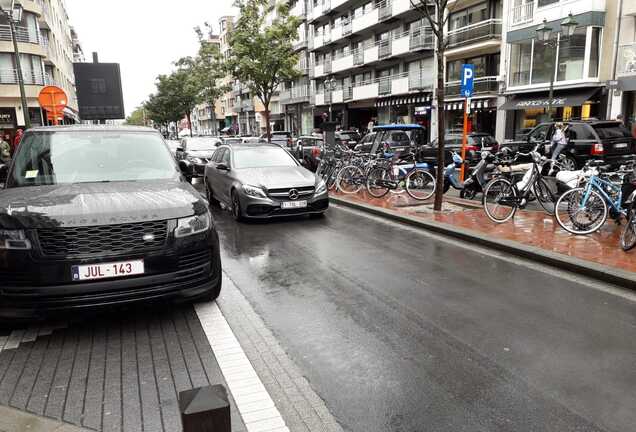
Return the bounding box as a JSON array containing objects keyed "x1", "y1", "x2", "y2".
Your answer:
[{"x1": 232, "y1": 192, "x2": 243, "y2": 221}]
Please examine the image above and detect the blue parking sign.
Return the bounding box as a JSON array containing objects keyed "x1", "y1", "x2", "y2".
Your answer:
[{"x1": 460, "y1": 64, "x2": 474, "y2": 98}]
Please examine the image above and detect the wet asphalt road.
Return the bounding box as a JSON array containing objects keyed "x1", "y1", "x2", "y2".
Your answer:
[{"x1": 211, "y1": 203, "x2": 636, "y2": 432}]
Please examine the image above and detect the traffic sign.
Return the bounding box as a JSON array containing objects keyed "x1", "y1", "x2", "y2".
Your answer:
[
  {"x1": 38, "y1": 86, "x2": 67, "y2": 126},
  {"x1": 460, "y1": 64, "x2": 474, "y2": 98}
]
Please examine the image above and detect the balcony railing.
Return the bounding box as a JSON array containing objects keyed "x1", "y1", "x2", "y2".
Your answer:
[
  {"x1": 0, "y1": 25, "x2": 39, "y2": 44},
  {"x1": 409, "y1": 70, "x2": 432, "y2": 91},
  {"x1": 0, "y1": 69, "x2": 45, "y2": 85},
  {"x1": 343, "y1": 19, "x2": 352, "y2": 36},
  {"x1": 409, "y1": 27, "x2": 434, "y2": 50},
  {"x1": 447, "y1": 19, "x2": 502, "y2": 48},
  {"x1": 323, "y1": 58, "x2": 332, "y2": 74},
  {"x1": 510, "y1": 0, "x2": 534, "y2": 27},
  {"x1": 445, "y1": 76, "x2": 498, "y2": 96},
  {"x1": 293, "y1": 39, "x2": 308, "y2": 50},
  {"x1": 617, "y1": 43, "x2": 636, "y2": 77},
  {"x1": 378, "y1": 0, "x2": 392, "y2": 21},
  {"x1": 378, "y1": 39, "x2": 391, "y2": 59},
  {"x1": 343, "y1": 86, "x2": 352, "y2": 100},
  {"x1": 378, "y1": 77, "x2": 391, "y2": 95},
  {"x1": 241, "y1": 100, "x2": 254, "y2": 111},
  {"x1": 353, "y1": 48, "x2": 364, "y2": 66}
]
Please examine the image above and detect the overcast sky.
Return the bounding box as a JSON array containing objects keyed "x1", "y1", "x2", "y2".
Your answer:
[{"x1": 65, "y1": 0, "x2": 237, "y2": 116}]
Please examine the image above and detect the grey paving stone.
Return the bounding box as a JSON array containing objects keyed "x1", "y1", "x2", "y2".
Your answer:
[
  {"x1": 0, "y1": 340, "x2": 32, "y2": 405},
  {"x1": 27, "y1": 332, "x2": 64, "y2": 416},
  {"x1": 45, "y1": 329, "x2": 80, "y2": 420},
  {"x1": 63, "y1": 328, "x2": 92, "y2": 426},
  {"x1": 135, "y1": 318, "x2": 163, "y2": 432},
  {"x1": 81, "y1": 326, "x2": 106, "y2": 431},
  {"x1": 120, "y1": 319, "x2": 142, "y2": 432},
  {"x1": 10, "y1": 336, "x2": 50, "y2": 410}
]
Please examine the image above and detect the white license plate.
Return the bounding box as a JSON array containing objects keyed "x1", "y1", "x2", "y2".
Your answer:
[
  {"x1": 281, "y1": 200, "x2": 307, "y2": 209},
  {"x1": 72, "y1": 260, "x2": 145, "y2": 281},
  {"x1": 615, "y1": 143, "x2": 628, "y2": 149}
]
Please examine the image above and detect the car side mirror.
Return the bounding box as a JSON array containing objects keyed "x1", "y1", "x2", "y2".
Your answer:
[
  {"x1": 216, "y1": 163, "x2": 230, "y2": 171},
  {"x1": 178, "y1": 160, "x2": 192, "y2": 176},
  {"x1": 0, "y1": 164, "x2": 7, "y2": 187}
]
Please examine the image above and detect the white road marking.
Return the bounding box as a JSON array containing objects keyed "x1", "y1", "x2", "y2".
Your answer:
[
  {"x1": 0, "y1": 323, "x2": 67, "y2": 354},
  {"x1": 195, "y1": 293, "x2": 290, "y2": 432}
]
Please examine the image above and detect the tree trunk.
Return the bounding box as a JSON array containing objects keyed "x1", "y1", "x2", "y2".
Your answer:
[
  {"x1": 210, "y1": 100, "x2": 217, "y2": 136},
  {"x1": 264, "y1": 106, "x2": 272, "y2": 143},
  {"x1": 186, "y1": 112, "x2": 193, "y2": 137},
  {"x1": 433, "y1": 6, "x2": 446, "y2": 212}
]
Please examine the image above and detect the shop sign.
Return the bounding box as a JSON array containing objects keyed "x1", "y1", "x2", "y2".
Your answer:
[
  {"x1": 414, "y1": 106, "x2": 429, "y2": 115},
  {"x1": 515, "y1": 98, "x2": 567, "y2": 108},
  {"x1": 0, "y1": 108, "x2": 16, "y2": 128}
]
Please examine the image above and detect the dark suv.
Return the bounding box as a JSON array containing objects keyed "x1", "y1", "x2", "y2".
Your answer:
[
  {"x1": 0, "y1": 126, "x2": 222, "y2": 320},
  {"x1": 517, "y1": 120, "x2": 635, "y2": 169}
]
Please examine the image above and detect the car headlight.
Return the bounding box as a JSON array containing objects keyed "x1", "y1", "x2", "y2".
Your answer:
[
  {"x1": 0, "y1": 229, "x2": 31, "y2": 250},
  {"x1": 315, "y1": 179, "x2": 327, "y2": 195},
  {"x1": 242, "y1": 184, "x2": 267, "y2": 198},
  {"x1": 174, "y1": 212, "x2": 211, "y2": 238}
]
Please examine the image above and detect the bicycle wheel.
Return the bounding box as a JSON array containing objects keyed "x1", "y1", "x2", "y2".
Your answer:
[
  {"x1": 366, "y1": 166, "x2": 390, "y2": 198},
  {"x1": 405, "y1": 169, "x2": 436, "y2": 201},
  {"x1": 620, "y1": 205, "x2": 636, "y2": 251},
  {"x1": 533, "y1": 178, "x2": 556, "y2": 215},
  {"x1": 337, "y1": 165, "x2": 364, "y2": 194},
  {"x1": 326, "y1": 165, "x2": 339, "y2": 190},
  {"x1": 483, "y1": 178, "x2": 518, "y2": 223},
  {"x1": 555, "y1": 187, "x2": 608, "y2": 235}
]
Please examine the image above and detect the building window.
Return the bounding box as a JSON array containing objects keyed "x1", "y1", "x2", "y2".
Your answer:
[
  {"x1": 509, "y1": 39, "x2": 532, "y2": 86},
  {"x1": 557, "y1": 27, "x2": 586, "y2": 81},
  {"x1": 532, "y1": 40, "x2": 556, "y2": 84},
  {"x1": 588, "y1": 27, "x2": 601, "y2": 78},
  {"x1": 449, "y1": 2, "x2": 489, "y2": 31}
]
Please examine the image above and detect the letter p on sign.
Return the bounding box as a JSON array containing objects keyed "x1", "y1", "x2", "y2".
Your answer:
[{"x1": 460, "y1": 64, "x2": 474, "y2": 98}]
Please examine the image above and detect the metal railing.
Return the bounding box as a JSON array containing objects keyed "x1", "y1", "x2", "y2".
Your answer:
[
  {"x1": 353, "y1": 48, "x2": 364, "y2": 66},
  {"x1": 510, "y1": 1, "x2": 534, "y2": 26},
  {"x1": 293, "y1": 39, "x2": 308, "y2": 50},
  {"x1": 343, "y1": 19, "x2": 352, "y2": 36},
  {"x1": 324, "y1": 90, "x2": 332, "y2": 104},
  {"x1": 0, "y1": 25, "x2": 39, "y2": 44},
  {"x1": 445, "y1": 76, "x2": 498, "y2": 96},
  {"x1": 378, "y1": 39, "x2": 391, "y2": 59},
  {"x1": 378, "y1": 0, "x2": 392, "y2": 21},
  {"x1": 410, "y1": 27, "x2": 434, "y2": 50},
  {"x1": 409, "y1": 70, "x2": 432, "y2": 91},
  {"x1": 617, "y1": 43, "x2": 636, "y2": 76},
  {"x1": 510, "y1": 71, "x2": 530, "y2": 87},
  {"x1": 343, "y1": 86, "x2": 352, "y2": 100},
  {"x1": 447, "y1": 19, "x2": 502, "y2": 48},
  {"x1": 0, "y1": 69, "x2": 45, "y2": 85},
  {"x1": 241, "y1": 99, "x2": 254, "y2": 111},
  {"x1": 378, "y1": 77, "x2": 391, "y2": 95},
  {"x1": 323, "y1": 58, "x2": 332, "y2": 74}
]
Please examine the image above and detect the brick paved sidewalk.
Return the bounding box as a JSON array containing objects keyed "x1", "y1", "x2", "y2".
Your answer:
[{"x1": 332, "y1": 190, "x2": 636, "y2": 275}]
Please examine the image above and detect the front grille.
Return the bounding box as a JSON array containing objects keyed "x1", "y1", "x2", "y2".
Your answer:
[
  {"x1": 178, "y1": 249, "x2": 211, "y2": 270},
  {"x1": 267, "y1": 186, "x2": 315, "y2": 199},
  {"x1": 37, "y1": 220, "x2": 168, "y2": 257}
]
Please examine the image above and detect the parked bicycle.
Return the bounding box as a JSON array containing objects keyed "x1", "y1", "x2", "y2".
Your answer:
[
  {"x1": 365, "y1": 149, "x2": 436, "y2": 200},
  {"x1": 483, "y1": 145, "x2": 557, "y2": 223}
]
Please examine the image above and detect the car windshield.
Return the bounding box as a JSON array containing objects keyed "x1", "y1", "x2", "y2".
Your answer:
[
  {"x1": 186, "y1": 139, "x2": 218, "y2": 150},
  {"x1": 233, "y1": 147, "x2": 298, "y2": 169},
  {"x1": 7, "y1": 131, "x2": 177, "y2": 187}
]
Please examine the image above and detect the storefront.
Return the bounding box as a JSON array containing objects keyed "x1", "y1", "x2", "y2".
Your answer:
[
  {"x1": 444, "y1": 98, "x2": 497, "y2": 135},
  {"x1": 375, "y1": 93, "x2": 432, "y2": 138},
  {"x1": 618, "y1": 76, "x2": 636, "y2": 136},
  {"x1": 499, "y1": 87, "x2": 602, "y2": 139}
]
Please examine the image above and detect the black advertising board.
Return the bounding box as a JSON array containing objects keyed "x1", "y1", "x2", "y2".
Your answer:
[{"x1": 73, "y1": 62, "x2": 125, "y2": 120}]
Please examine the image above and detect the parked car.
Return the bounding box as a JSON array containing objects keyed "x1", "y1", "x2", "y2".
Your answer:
[
  {"x1": 353, "y1": 132, "x2": 377, "y2": 153},
  {"x1": 222, "y1": 136, "x2": 243, "y2": 146},
  {"x1": 166, "y1": 139, "x2": 181, "y2": 157},
  {"x1": 335, "y1": 130, "x2": 361, "y2": 149},
  {"x1": 370, "y1": 124, "x2": 428, "y2": 157},
  {"x1": 0, "y1": 125, "x2": 222, "y2": 320},
  {"x1": 516, "y1": 120, "x2": 635, "y2": 170},
  {"x1": 241, "y1": 137, "x2": 266, "y2": 144},
  {"x1": 422, "y1": 132, "x2": 499, "y2": 165},
  {"x1": 178, "y1": 137, "x2": 223, "y2": 181},
  {"x1": 296, "y1": 136, "x2": 325, "y2": 172},
  {"x1": 204, "y1": 143, "x2": 328, "y2": 220},
  {"x1": 260, "y1": 131, "x2": 294, "y2": 149}
]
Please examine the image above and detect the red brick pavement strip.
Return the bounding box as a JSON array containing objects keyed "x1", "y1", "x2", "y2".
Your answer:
[{"x1": 330, "y1": 190, "x2": 636, "y2": 280}]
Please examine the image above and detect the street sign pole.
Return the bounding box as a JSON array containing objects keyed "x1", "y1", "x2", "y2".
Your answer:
[{"x1": 459, "y1": 64, "x2": 474, "y2": 182}]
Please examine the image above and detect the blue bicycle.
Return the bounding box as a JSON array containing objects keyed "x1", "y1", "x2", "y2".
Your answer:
[{"x1": 555, "y1": 164, "x2": 633, "y2": 235}]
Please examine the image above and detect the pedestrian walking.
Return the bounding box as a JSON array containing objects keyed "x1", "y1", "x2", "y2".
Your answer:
[
  {"x1": 367, "y1": 118, "x2": 375, "y2": 134},
  {"x1": 12, "y1": 128, "x2": 23, "y2": 156},
  {"x1": 0, "y1": 134, "x2": 11, "y2": 164}
]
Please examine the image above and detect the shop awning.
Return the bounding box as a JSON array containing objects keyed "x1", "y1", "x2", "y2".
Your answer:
[
  {"x1": 499, "y1": 88, "x2": 599, "y2": 111},
  {"x1": 618, "y1": 76, "x2": 636, "y2": 91}
]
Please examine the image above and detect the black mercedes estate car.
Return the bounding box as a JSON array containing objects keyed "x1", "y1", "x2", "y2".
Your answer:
[{"x1": 0, "y1": 126, "x2": 221, "y2": 320}]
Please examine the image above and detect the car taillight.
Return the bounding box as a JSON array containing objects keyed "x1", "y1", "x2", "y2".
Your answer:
[
  {"x1": 465, "y1": 145, "x2": 479, "y2": 152},
  {"x1": 312, "y1": 147, "x2": 321, "y2": 158},
  {"x1": 591, "y1": 143, "x2": 604, "y2": 155},
  {"x1": 287, "y1": 138, "x2": 293, "y2": 147}
]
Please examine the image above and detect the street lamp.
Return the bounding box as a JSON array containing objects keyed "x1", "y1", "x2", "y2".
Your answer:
[
  {"x1": 0, "y1": 0, "x2": 30, "y2": 129},
  {"x1": 325, "y1": 77, "x2": 337, "y2": 122},
  {"x1": 535, "y1": 13, "x2": 579, "y2": 120}
]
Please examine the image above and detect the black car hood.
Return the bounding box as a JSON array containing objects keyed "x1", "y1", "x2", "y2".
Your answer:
[{"x1": 0, "y1": 180, "x2": 207, "y2": 229}]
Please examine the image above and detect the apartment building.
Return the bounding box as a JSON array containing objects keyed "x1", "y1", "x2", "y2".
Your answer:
[
  {"x1": 500, "y1": 0, "x2": 617, "y2": 139},
  {"x1": 190, "y1": 32, "x2": 226, "y2": 136},
  {"x1": 0, "y1": 0, "x2": 79, "y2": 136},
  {"x1": 613, "y1": 0, "x2": 636, "y2": 132},
  {"x1": 70, "y1": 26, "x2": 84, "y2": 62}
]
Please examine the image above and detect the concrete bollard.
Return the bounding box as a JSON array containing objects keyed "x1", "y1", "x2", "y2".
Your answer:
[{"x1": 179, "y1": 384, "x2": 231, "y2": 432}]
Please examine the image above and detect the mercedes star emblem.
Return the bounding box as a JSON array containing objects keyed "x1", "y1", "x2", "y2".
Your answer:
[{"x1": 288, "y1": 189, "x2": 299, "y2": 200}]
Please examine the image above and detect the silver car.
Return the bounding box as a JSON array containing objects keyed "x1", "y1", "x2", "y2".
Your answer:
[{"x1": 204, "y1": 143, "x2": 329, "y2": 220}]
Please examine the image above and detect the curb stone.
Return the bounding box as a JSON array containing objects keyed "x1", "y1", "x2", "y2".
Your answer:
[{"x1": 330, "y1": 195, "x2": 636, "y2": 289}]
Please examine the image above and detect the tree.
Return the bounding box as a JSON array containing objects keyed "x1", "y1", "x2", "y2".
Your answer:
[
  {"x1": 411, "y1": 0, "x2": 451, "y2": 211},
  {"x1": 125, "y1": 106, "x2": 147, "y2": 126},
  {"x1": 154, "y1": 69, "x2": 199, "y2": 137},
  {"x1": 227, "y1": 0, "x2": 301, "y2": 141},
  {"x1": 176, "y1": 24, "x2": 230, "y2": 136},
  {"x1": 144, "y1": 92, "x2": 177, "y2": 132}
]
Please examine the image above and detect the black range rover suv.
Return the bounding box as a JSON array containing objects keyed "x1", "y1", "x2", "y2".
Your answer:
[{"x1": 0, "y1": 126, "x2": 221, "y2": 320}]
